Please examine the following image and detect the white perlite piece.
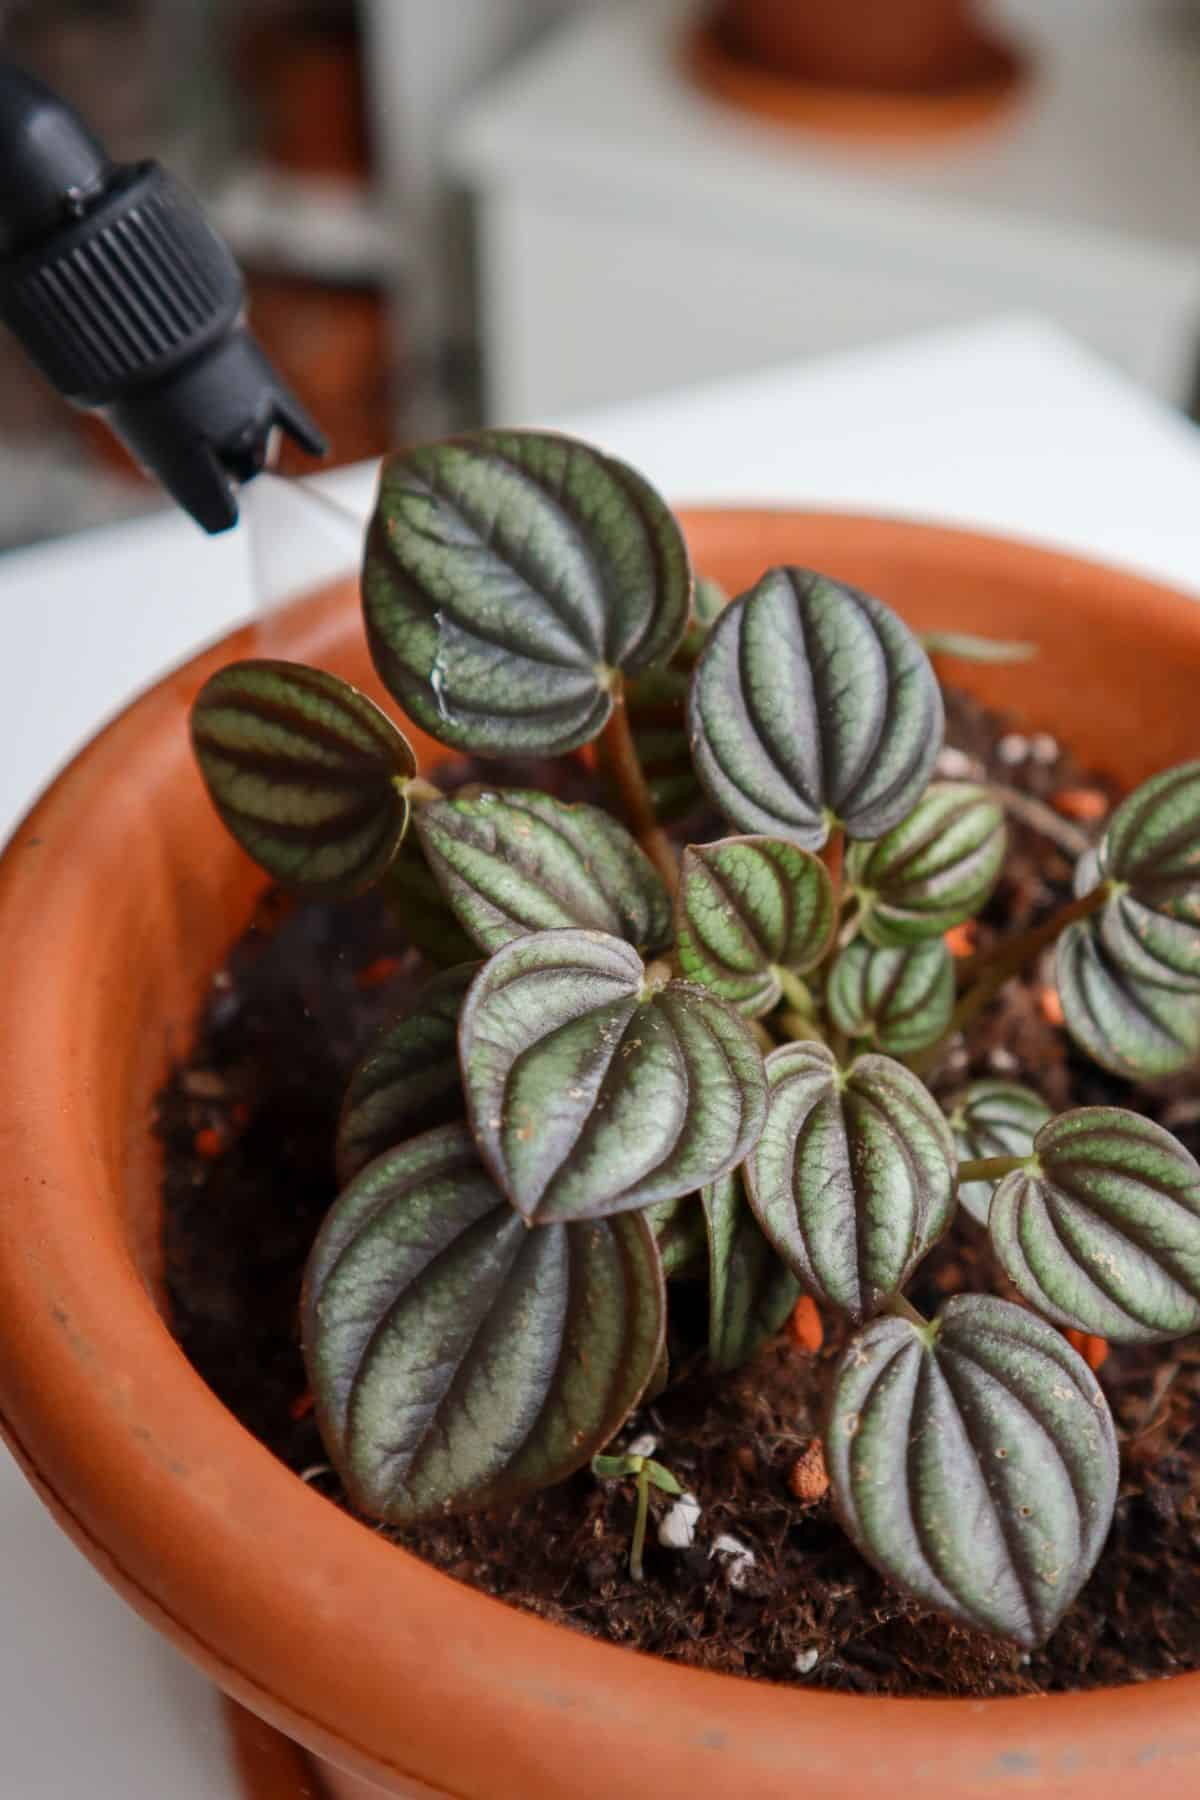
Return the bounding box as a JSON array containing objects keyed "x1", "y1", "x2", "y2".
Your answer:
[
  {"x1": 934, "y1": 746, "x2": 974, "y2": 779},
  {"x1": 997, "y1": 732, "x2": 1029, "y2": 765},
  {"x1": 657, "y1": 1491, "x2": 701, "y2": 1551},
  {"x1": 626, "y1": 1431, "x2": 658, "y2": 1459},
  {"x1": 710, "y1": 1533, "x2": 756, "y2": 1589},
  {"x1": 794, "y1": 1647, "x2": 820, "y2": 1675}
]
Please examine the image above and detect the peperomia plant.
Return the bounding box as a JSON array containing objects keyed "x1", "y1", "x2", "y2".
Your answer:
[{"x1": 191, "y1": 430, "x2": 1200, "y2": 1652}]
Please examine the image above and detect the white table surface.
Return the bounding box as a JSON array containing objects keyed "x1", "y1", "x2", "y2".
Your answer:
[{"x1": 1, "y1": 312, "x2": 1198, "y2": 1795}]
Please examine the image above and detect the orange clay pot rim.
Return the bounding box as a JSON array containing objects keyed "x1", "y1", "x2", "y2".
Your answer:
[
  {"x1": 2, "y1": 507, "x2": 1200, "y2": 1798},
  {"x1": 683, "y1": 18, "x2": 1029, "y2": 142}
]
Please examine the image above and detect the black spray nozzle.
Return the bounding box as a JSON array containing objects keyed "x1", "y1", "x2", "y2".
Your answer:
[{"x1": 0, "y1": 64, "x2": 326, "y2": 532}]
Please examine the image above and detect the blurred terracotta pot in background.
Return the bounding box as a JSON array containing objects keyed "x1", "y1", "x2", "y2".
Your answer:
[{"x1": 711, "y1": 0, "x2": 998, "y2": 92}]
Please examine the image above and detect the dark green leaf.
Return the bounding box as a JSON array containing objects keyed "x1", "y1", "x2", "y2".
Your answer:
[
  {"x1": 459, "y1": 928, "x2": 767, "y2": 1224},
  {"x1": 687, "y1": 568, "x2": 943, "y2": 847},
  {"x1": 827, "y1": 1295, "x2": 1117, "y2": 1647},
  {"x1": 827, "y1": 937, "x2": 953, "y2": 1056},
  {"x1": 1056, "y1": 916, "x2": 1200, "y2": 1080},
  {"x1": 191, "y1": 660, "x2": 415, "y2": 898},
  {"x1": 745, "y1": 1043, "x2": 955, "y2": 1321},
  {"x1": 847, "y1": 782, "x2": 1006, "y2": 946},
  {"x1": 676, "y1": 837, "x2": 836, "y2": 1016},
  {"x1": 947, "y1": 1081, "x2": 1051, "y2": 1226},
  {"x1": 919, "y1": 630, "x2": 1036, "y2": 665},
  {"x1": 413, "y1": 788, "x2": 671, "y2": 956},
  {"x1": 644, "y1": 1193, "x2": 709, "y2": 1279},
  {"x1": 303, "y1": 1123, "x2": 664, "y2": 1523},
  {"x1": 1091, "y1": 764, "x2": 1200, "y2": 990},
  {"x1": 702, "y1": 1169, "x2": 801, "y2": 1370},
  {"x1": 335, "y1": 964, "x2": 476, "y2": 1185},
  {"x1": 989, "y1": 1106, "x2": 1200, "y2": 1342},
  {"x1": 363, "y1": 430, "x2": 691, "y2": 756}
]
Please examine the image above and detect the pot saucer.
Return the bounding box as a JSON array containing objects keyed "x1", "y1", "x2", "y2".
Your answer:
[{"x1": 683, "y1": 19, "x2": 1029, "y2": 141}]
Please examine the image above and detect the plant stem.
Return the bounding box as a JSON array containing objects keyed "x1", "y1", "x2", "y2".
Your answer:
[
  {"x1": 885, "y1": 1293, "x2": 930, "y2": 1331},
  {"x1": 909, "y1": 881, "x2": 1112, "y2": 1077},
  {"x1": 601, "y1": 679, "x2": 679, "y2": 897},
  {"x1": 960, "y1": 881, "x2": 1111, "y2": 990},
  {"x1": 956, "y1": 1154, "x2": 1029, "y2": 1184},
  {"x1": 775, "y1": 966, "x2": 813, "y2": 1014},
  {"x1": 821, "y1": 827, "x2": 845, "y2": 901},
  {"x1": 630, "y1": 1462, "x2": 651, "y2": 1581}
]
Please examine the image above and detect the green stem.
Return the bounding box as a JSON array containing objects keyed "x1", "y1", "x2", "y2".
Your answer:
[
  {"x1": 909, "y1": 881, "x2": 1113, "y2": 1077},
  {"x1": 957, "y1": 1154, "x2": 1029, "y2": 1184},
  {"x1": 777, "y1": 1010, "x2": 827, "y2": 1045},
  {"x1": 401, "y1": 775, "x2": 443, "y2": 808},
  {"x1": 630, "y1": 1463, "x2": 650, "y2": 1582},
  {"x1": 885, "y1": 1293, "x2": 930, "y2": 1331},
  {"x1": 774, "y1": 966, "x2": 813, "y2": 1013},
  {"x1": 601, "y1": 679, "x2": 679, "y2": 897}
]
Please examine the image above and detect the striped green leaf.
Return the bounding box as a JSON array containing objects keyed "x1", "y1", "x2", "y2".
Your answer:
[
  {"x1": 413, "y1": 788, "x2": 671, "y2": 956},
  {"x1": 303, "y1": 1124, "x2": 663, "y2": 1523},
  {"x1": 827, "y1": 1295, "x2": 1118, "y2": 1647},
  {"x1": 827, "y1": 937, "x2": 954, "y2": 1056},
  {"x1": 847, "y1": 782, "x2": 1006, "y2": 946},
  {"x1": 702, "y1": 1169, "x2": 800, "y2": 1370},
  {"x1": 989, "y1": 1107, "x2": 1200, "y2": 1343},
  {"x1": 191, "y1": 660, "x2": 416, "y2": 898},
  {"x1": 459, "y1": 929, "x2": 767, "y2": 1225},
  {"x1": 687, "y1": 568, "x2": 943, "y2": 847},
  {"x1": 363, "y1": 431, "x2": 691, "y2": 757},
  {"x1": 1056, "y1": 916, "x2": 1200, "y2": 1080},
  {"x1": 676, "y1": 836, "x2": 836, "y2": 1016},
  {"x1": 947, "y1": 1081, "x2": 1052, "y2": 1226},
  {"x1": 745, "y1": 1043, "x2": 955, "y2": 1321},
  {"x1": 335, "y1": 963, "x2": 476, "y2": 1185},
  {"x1": 1091, "y1": 764, "x2": 1200, "y2": 991}
]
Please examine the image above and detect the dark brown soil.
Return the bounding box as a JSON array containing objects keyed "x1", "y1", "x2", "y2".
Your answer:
[{"x1": 158, "y1": 700, "x2": 1200, "y2": 1699}]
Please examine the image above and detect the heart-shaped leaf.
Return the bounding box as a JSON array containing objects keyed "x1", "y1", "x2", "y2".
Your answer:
[
  {"x1": 947, "y1": 1080, "x2": 1052, "y2": 1226},
  {"x1": 1056, "y1": 916, "x2": 1200, "y2": 1080},
  {"x1": 826, "y1": 937, "x2": 954, "y2": 1056},
  {"x1": 335, "y1": 964, "x2": 476, "y2": 1185},
  {"x1": 676, "y1": 837, "x2": 836, "y2": 1016},
  {"x1": 303, "y1": 1123, "x2": 664, "y2": 1523},
  {"x1": 192, "y1": 660, "x2": 416, "y2": 898},
  {"x1": 702, "y1": 1169, "x2": 801, "y2": 1370},
  {"x1": 459, "y1": 928, "x2": 767, "y2": 1224},
  {"x1": 745, "y1": 1043, "x2": 955, "y2": 1321},
  {"x1": 989, "y1": 1106, "x2": 1200, "y2": 1343},
  {"x1": 362, "y1": 431, "x2": 691, "y2": 756},
  {"x1": 1089, "y1": 764, "x2": 1200, "y2": 990},
  {"x1": 413, "y1": 788, "x2": 671, "y2": 956},
  {"x1": 847, "y1": 782, "x2": 1006, "y2": 946},
  {"x1": 827, "y1": 1294, "x2": 1118, "y2": 1647},
  {"x1": 644, "y1": 1193, "x2": 709, "y2": 1279},
  {"x1": 687, "y1": 568, "x2": 943, "y2": 847}
]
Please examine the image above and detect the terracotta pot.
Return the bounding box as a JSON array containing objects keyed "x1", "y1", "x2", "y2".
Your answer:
[
  {"x1": 1, "y1": 510, "x2": 1200, "y2": 1800},
  {"x1": 688, "y1": 2, "x2": 1026, "y2": 140},
  {"x1": 713, "y1": 0, "x2": 995, "y2": 93}
]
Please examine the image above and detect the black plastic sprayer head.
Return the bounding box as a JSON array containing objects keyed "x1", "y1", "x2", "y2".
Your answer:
[{"x1": 0, "y1": 63, "x2": 327, "y2": 532}]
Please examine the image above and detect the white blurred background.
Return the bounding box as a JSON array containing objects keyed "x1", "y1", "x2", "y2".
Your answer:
[{"x1": 1, "y1": 0, "x2": 1198, "y2": 546}]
